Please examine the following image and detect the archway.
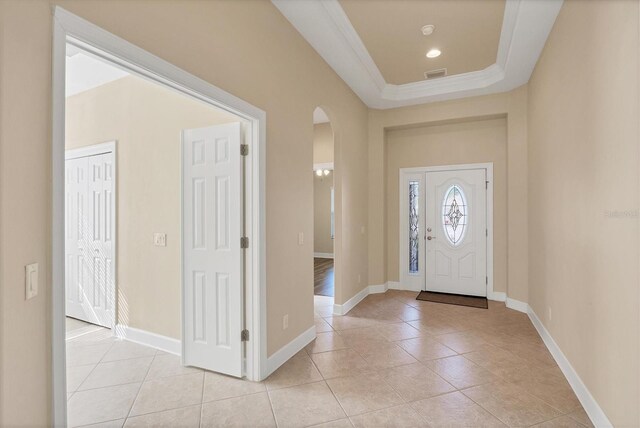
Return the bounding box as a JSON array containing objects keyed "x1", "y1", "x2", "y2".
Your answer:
[{"x1": 312, "y1": 107, "x2": 337, "y2": 312}]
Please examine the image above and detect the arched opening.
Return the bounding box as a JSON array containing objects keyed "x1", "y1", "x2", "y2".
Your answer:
[{"x1": 312, "y1": 107, "x2": 336, "y2": 312}]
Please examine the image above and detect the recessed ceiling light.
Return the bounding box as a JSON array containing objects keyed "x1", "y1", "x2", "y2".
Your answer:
[
  {"x1": 421, "y1": 25, "x2": 435, "y2": 36},
  {"x1": 426, "y1": 49, "x2": 441, "y2": 59}
]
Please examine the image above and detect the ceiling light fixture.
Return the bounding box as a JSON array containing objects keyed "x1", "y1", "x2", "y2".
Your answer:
[
  {"x1": 426, "y1": 49, "x2": 441, "y2": 59},
  {"x1": 421, "y1": 25, "x2": 435, "y2": 36}
]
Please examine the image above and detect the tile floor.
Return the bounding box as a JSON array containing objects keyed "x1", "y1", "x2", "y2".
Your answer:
[{"x1": 66, "y1": 291, "x2": 592, "y2": 427}]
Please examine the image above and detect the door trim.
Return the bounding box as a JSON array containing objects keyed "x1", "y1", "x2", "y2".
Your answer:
[
  {"x1": 399, "y1": 163, "x2": 494, "y2": 299},
  {"x1": 52, "y1": 8, "x2": 267, "y2": 426},
  {"x1": 65, "y1": 141, "x2": 117, "y2": 329}
]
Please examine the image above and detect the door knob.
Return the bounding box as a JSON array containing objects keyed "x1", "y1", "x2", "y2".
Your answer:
[{"x1": 427, "y1": 236, "x2": 435, "y2": 240}]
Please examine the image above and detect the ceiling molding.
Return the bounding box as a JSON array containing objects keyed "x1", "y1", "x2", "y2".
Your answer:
[{"x1": 272, "y1": 0, "x2": 563, "y2": 109}]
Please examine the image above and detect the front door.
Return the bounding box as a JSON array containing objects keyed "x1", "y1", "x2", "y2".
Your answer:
[
  {"x1": 182, "y1": 122, "x2": 244, "y2": 377},
  {"x1": 425, "y1": 169, "x2": 487, "y2": 296}
]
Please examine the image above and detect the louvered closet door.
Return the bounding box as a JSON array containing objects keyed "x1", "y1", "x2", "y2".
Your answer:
[{"x1": 182, "y1": 123, "x2": 243, "y2": 377}]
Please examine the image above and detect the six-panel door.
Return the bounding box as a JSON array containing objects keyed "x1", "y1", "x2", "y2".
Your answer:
[{"x1": 182, "y1": 123, "x2": 244, "y2": 377}]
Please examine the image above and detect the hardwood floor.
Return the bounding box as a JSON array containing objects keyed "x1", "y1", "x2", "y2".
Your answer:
[{"x1": 314, "y1": 257, "x2": 334, "y2": 297}]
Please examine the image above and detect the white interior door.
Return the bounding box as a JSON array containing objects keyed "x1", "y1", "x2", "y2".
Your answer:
[
  {"x1": 65, "y1": 150, "x2": 115, "y2": 327},
  {"x1": 182, "y1": 122, "x2": 244, "y2": 377},
  {"x1": 425, "y1": 169, "x2": 487, "y2": 296}
]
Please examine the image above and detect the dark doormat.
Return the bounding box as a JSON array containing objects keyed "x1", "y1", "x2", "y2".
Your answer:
[{"x1": 416, "y1": 290, "x2": 488, "y2": 309}]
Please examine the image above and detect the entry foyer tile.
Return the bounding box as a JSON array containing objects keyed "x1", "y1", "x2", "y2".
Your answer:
[
  {"x1": 67, "y1": 383, "x2": 140, "y2": 427},
  {"x1": 268, "y1": 381, "x2": 346, "y2": 427},
  {"x1": 129, "y1": 372, "x2": 204, "y2": 416}
]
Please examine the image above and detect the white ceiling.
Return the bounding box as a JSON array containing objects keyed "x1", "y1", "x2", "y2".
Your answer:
[
  {"x1": 272, "y1": 0, "x2": 563, "y2": 109},
  {"x1": 66, "y1": 44, "x2": 129, "y2": 97}
]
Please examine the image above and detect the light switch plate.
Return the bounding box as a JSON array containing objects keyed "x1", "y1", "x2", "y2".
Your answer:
[
  {"x1": 25, "y1": 263, "x2": 38, "y2": 300},
  {"x1": 154, "y1": 233, "x2": 167, "y2": 247},
  {"x1": 298, "y1": 232, "x2": 304, "y2": 246}
]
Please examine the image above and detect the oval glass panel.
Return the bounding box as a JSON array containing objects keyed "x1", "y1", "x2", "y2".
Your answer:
[{"x1": 442, "y1": 185, "x2": 468, "y2": 246}]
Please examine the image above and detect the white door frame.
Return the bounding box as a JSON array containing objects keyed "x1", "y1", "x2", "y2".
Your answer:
[
  {"x1": 65, "y1": 140, "x2": 117, "y2": 329},
  {"x1": 52, "y1": 8, "x2": 267, "y2": 426},
  {"x1": 399, "y1": 163, "x2": 494, "y2": 298}
]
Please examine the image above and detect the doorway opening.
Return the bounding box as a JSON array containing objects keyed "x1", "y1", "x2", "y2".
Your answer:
[
  {"x1": 312, "y1": 107, "x2": 335, "y2": 304},
  {"x1": 399, "y1": 163, "x2": 494, "y2": 297},
  {"x1": 53, "y1": 8, "x2": 266, "y2": 426}
]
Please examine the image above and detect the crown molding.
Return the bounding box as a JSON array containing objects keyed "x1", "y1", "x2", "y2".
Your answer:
[{"x1": 272, "y1": 0, "x2": 563, "y2": 109}]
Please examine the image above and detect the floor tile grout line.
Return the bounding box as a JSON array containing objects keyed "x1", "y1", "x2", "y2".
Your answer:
[
  {"x1": 458, "y1": 381, "x2": 564, "y2": 427},
  {"x1": 198, "y1": 372, "x2": 206, "y2": 428},
  {"x1": 66, "y1": 334, "x2": 116, "y2": 393},
  {"x1": 123, "y1": 349, "x2": 158, "y2": 422},
  {"x1": 122, "y1": 401, "x2": 203, "y2": 423},
  {"x1": 74, "y1": 416, "x2": 126, "y2": 428},
  {"x1": 318, "y1": 379, "x2": 350, "y2": 423},
  {"x1": 265, "y1": 380, "x2": 282, "y2": 427}
]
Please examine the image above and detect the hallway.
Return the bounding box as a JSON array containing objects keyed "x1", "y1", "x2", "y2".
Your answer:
[
  {"x1": 314, "y1": 258, "x2": 334, "y2": 297},
  {"x1": 65, "y1": 291, "x2": 590, "y2": 427}
]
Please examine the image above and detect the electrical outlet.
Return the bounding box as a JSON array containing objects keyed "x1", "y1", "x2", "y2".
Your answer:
[
  {"x1": 154, "y1": 233, "x2": 167, "y2": 247},
  {"x1": 25, "y1": 263, "x2": 38, "y2": 300},
  {"x1": 548, "y1": 307, "x2": 552, "y2": 320},
  {"x1": 358, "y1": 274, "x2": 361, "y2": 284},
  {"x1": 283, "y1": 314, "x2": 289, "y2": 330},
  {"x1": 298, "y1": 232, "x2": 304, "y2": 246}
]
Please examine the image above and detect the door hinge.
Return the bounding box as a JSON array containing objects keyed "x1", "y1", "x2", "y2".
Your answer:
[
  {"x1": 486, "y1": 228, "x2": 488, "y2": 237},
  {"x1": 241, "y1": 329, "x2": 250, "y2": 341},
  {"x1": 240, "y1": 144, "x2": 249, "y2": 156},
  {"x1": 486, "y1": 277, "x2": 488, "y2": 285},
  {"x1": 486, "y1": 180, "x2": 489, "y2": 189},
  {"x1": 240, "y1": 237, "x2": 249, "y2": 249}
]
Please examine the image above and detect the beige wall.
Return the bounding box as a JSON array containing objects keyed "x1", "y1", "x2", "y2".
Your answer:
[
  {"x1": 0, "y1": 1, "x2": 370, "y2": 424},
  {"x1": 527, "y1": 0, "x2": 639, "y2": 425},
  {"x1": 0, "y1": 1, "x2": 53, "y2": 425},
  {"x1": 314, "y1": 173, "x2": 334, "y2": 254},
  {"x1": 385, "y1": 118, "x2": 507, "y2": 290},
  {"x1": 313, "y1": 122, "x2": 334, "y2": 164},
  {"x1": 66, "y1": 75, "x2": 239, "y2": 339},
  {"x1": 369, "y1": 88, "x2": 528, "y2": 301}
]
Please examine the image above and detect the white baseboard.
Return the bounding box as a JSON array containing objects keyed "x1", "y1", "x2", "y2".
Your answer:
[
  {"x1": 505, "y1": 297, "x2": 528, "y2": 313},
  {"x1": 388, "y1": 281, "x2": 424, "y2": 292},
  {"x1": 387, "y1": 281, "x2": 402, "y2": 290},
  {"x1": 265, "y1": 325, "x2": 316, "y2": 377},
  {"x1": 313, "y1": 252, "x2": 334, "y2": 259},
  {"x1": 368, "y1": 283, "x2": 388, "y2": 294},
  {"x1": 333, "y1": 285, "x2": 369, "y2": 315},
  {"x1": 114, "y1": 324, "x2": 181, "y2": 356},
  {"x1": 487, "y1": 291, "x2": 506, "y2": 302},
  {"x1": 527, "y1": 308, "x2": 610, "y2": 427},
  {"x1": 376, "y1": 281, "x2": 504, "y2": 297}
]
